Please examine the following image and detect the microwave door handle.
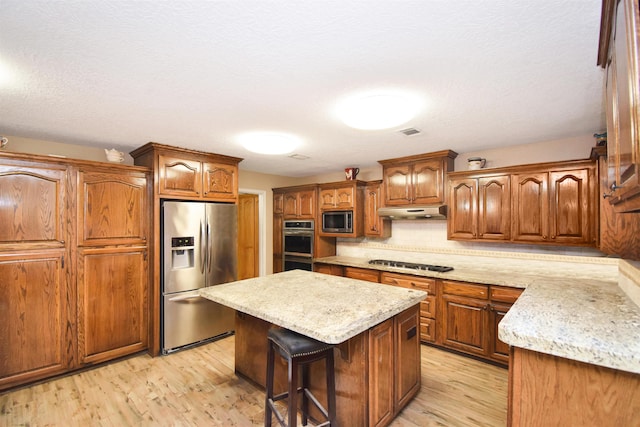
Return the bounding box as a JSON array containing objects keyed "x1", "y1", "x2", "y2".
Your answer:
[{"x1": 199, "y1": 221, "x2": 206, "y2": 274}]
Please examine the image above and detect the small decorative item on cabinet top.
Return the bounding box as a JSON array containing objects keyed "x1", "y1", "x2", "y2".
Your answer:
[
  {"x1": 467, "y1": 157, "x2": 486, "y2": 170},
  {"x1": 345, "y1": 167, "x2": 359, "y2": 180},
  {"x1": 0, "y1": 136, "x2": 8, "y2": 150},
  {"x1": 105, "y1": 148, "x2": 125, "y2": 163}
]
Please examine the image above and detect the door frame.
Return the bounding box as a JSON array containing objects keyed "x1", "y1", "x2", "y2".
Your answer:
[{"x1": 238, "y1": 188, "x2": 267, "y2": 277}]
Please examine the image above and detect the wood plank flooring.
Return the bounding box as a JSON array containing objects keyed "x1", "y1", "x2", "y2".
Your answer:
[{"x1": 0, "y1": 337, "x2": 507, "y2": 426}]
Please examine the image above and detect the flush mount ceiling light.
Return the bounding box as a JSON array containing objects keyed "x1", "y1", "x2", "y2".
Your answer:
[
  {"x1": 238, "y1": 132, "x2": 302, "y2": 155},
  {"x1": 336, "y1": 91, "x2": 423, "y2": 130}
]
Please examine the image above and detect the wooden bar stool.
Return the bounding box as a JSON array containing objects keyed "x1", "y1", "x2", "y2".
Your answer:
[{"x1": 265, "y1": 327, "x2": 337, "y2": 427}]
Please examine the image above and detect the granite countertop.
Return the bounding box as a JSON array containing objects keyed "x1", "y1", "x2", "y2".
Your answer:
[
  {"x1": 199, "y1": 270, "x2": 426, "y2": 344},
  {"x1": 314, "y1": 255, "x2": 640, "y2": 375},
  {"x1": 499, "y1": 279, "x2": 640, "y2": 374}
]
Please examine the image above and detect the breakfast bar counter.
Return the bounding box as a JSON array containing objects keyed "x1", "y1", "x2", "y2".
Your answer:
[{"x1": 200, "y1": 270, "x2": 427, "y2": 427}]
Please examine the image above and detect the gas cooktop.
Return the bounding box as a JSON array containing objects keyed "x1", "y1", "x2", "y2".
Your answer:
[{"x1": 368, "y1": 259, "x2": 454, "y2": 273}]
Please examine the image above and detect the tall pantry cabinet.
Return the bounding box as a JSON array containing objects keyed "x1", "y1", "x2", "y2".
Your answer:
[{"x1": 0, "y1": 152, "x2": 151, "y2": 391}]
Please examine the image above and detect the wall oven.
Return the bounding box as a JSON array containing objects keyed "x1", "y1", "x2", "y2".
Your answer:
[{"x1": 283, "y1": 220, "x2": 314, "y2": 271}]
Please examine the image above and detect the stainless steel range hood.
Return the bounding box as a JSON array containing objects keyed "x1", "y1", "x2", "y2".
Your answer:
[{"x1": 377, "y1": 205, "x2": 447, "y2": 220}]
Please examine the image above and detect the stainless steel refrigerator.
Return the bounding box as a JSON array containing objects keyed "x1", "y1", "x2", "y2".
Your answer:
[{"x1": 161, "y1": 200, "x2": 237, "y2": 354}]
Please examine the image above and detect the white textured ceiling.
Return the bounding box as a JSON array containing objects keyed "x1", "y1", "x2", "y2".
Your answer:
[{"x1": 0, "y1": 1, "x2": 605, "y2": 177}]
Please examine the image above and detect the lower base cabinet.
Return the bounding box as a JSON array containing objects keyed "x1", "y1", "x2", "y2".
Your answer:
[
  {"x1": 314, "y1": 262, "x2": 523, "y2": 366},
  {"x1": 235, "y1": 305, "x2": 421, "y2": 427},
  {"x1": 508, "y1": 347, "x2": 640, "y2": 426},
  {"x1": 77, "y1": 247, "x2": 148, "y2": 365}
]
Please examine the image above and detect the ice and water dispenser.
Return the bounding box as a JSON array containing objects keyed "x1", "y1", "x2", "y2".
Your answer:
[{"x1": 170, "y1": 236, "x2": 195, "y2": 269}]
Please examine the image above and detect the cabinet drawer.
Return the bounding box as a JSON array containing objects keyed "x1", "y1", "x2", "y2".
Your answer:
[
  {"x1": 490, "y1": 286, "x2": 523, "y2": 303},
  {"x1": 381, "y1": 272, "x2": 435, "y2": 293},
  {"x1": 419, "y1": 318, "x2": 436, "y2": 343},
  {"x1": 442, "y1": 280, "x2": 488, "y2": 300},
  {"x1": 420, "y1": 296, "x2": 437, "y2": 319},
  {"x1": 344, "y1": 267, "x2": 380, "y2": 283}
]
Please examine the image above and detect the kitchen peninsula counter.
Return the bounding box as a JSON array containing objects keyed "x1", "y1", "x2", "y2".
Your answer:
[{"x1": 200, "y1": 270, "x2": 426, "y2": 427}]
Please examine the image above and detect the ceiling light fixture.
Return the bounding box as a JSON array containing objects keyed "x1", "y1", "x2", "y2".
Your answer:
[
  {"x1": 238, "y1": 132, "x2": 302, "y2": 155},
  {"x1": 336, "y1": 91, "x2": 423, "y2": 130}
]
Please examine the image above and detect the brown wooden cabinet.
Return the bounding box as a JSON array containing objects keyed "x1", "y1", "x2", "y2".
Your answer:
[
  {"x1": 344, "y1": 266, "x2": 380, "y2": 282},
  {"x1": 131, "y1": 143, "x2": 242, "y2": 203},
  {"x1": 380, "y1": 272, "x2": 436, "y2": 343},
  {"x1": 318, "y1": 180, "x2": 366, "y2": 237},
  {"x1": 281, "y1": 186, "x2": 316, "y2": 219},
  {"x1": 76, "y1": 168, "x2": 149, "y2": 365},
  {"x1": 313, "y1": 262, "x2": 344, "y2": 276},
  {"x1": 599, "y1": 0, "x2": 640, "y2": 212},
  {"x1": 368, "y1": 305, "x2": 421, "y2": 427},
  {"x1": 0, "y1": 152, "x2": 151, "y2": 391},
  {"x1": 512, "y1": 166, "x2": 594, "y2": 245},
  {"x1": 156, "y1": 153, "x2": 239, "y2": 201},
  {"x1": 488, "y1": 286, "x2": 523, "y2": 363},
  {"x1": 448, "y1": 174, "x2": 511, "y2": 241},
  {"x1": 440, "y1": 280, "x2": 490, "y2": 357},
  {"x1": 378, "y1": 150, "x2": 457, "y2": 206},
  {"x1": 364, "y1": 180, "x2": 391, "y2": 238},
  {"x1": 448, "y1": 160, "x2": 597, "y2": 247},
  {"x1": 508, "y1": 347, "x2": 640, "y2": 426}
]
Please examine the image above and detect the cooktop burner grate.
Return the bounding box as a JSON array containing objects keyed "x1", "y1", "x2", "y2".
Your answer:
[{"x1": 368, "y1": 259, "x2": 454, "y2": 273}]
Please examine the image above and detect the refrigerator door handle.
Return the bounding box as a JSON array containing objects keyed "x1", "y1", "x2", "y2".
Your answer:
[
  {"x1": 207, "y1": 221, "x2": 213, "y2": 273},
  {"x1": 200, "y1": 220, "x2": 206, "y2": 274},
  {"x1": 168, "y1": 294, "x2": 203, "y2": 302}
]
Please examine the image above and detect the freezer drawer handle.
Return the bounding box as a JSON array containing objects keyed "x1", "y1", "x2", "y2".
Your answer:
[{"x1": 168, "y1": 295, "x2": 204, "y2": 302}]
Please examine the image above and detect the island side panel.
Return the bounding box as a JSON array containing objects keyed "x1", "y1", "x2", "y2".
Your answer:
[
  {"x1": 509, "y1": 347, "x2": 640, "y2": 426},
  {"x1": 234, "y1": 311, "x2": 368, "y2": 426}
]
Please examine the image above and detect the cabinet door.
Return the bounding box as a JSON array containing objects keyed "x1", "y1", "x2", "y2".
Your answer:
[
  {"x1": 272, "y1": 214, "x2": 283, "y2": 273},
  {"x1": 394, "y1": 306, "x2": 420, "y2": 410},
  {"x1": 283, "y1": 193, "x2": 298, "y2": 218},
  {"x1": 158, "y1": 155, "x2": 201, "y2": 197},
  {"x1": 448, "y1": 178, "x2": 477, "y2": 240},
  {"x1": 511, "y1": 172, "x2": 549, "y2": 242},
  {"x1": 297, "y1": 190, "x2": 316, "y2": 218},
  {"x1": 383, "y1": 165, "x2": 412, "y2": 205},
  {"x1": 77, "y1": 246, "x2": 148, "y2": 364},
  {"x1": 489, "y1": 302, "x2": 513, "y2": 364},
  {"x1": 0, "y1": 251, "x2": 70, "y2": 390},
  {"x1": 77, "y1": 171, "x2": 148, "y2": 246},
  {"x1": 368, "y1": 318, "x2": 394, "y2": 427},
  {"x1": 364, "y1": 182, "x2": 390, "y2": 237},
  {"x1": 0, "y1": 165, "x2": 66, "y2": 250},
  {"x1": 609, "y1": 0, "x2": 640, "y2": 208},
  {"x1": 441, "y1": 294, "x2": 489, "y2": 356},
  {"x1": 202, "y1": 161, "x2": 237, "y2": 201},
  {"x1": 548, "y1": 169, "x2": 592, "y2": 244},
  {"x1": 334, "y1": 186, "x2": 355, "y2": 208},
  {"x1": 413, "y1": 159, "x2": 444, "y2": 204},
  {"x1": 273, "y1": 192, "x2": 284, "y2": 214},
  {"x1": 319, "y1": 188, "x2": 336, "y2": 209},
  {"x1": 478, "y1": 175, "x2": 511, "y2": 240}
]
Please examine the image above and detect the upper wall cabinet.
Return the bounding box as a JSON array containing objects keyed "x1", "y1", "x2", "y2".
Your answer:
[
  {"x1": 282, "y1": 186, "x2": 316, "y2": 219},
  {"x1": 599, "y1": 0, "x2": 640, "y2": 211},
  {"x1": 131, "y1": 143, "x2": 242, "y2": 202},
  {"x1": 379, "y1": 150, "x2": 457, "y2": 206},
  {"x1": 318, "y1": 180, "x2": 366, "y2": 237},
  {"x1": 447, "y1": 159, "x2": 597, "y2": 247}
]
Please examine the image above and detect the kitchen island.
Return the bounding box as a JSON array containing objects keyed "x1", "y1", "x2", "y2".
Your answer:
[{"x1": 200, "y1": 270, "x2": 427, "y2": 427}]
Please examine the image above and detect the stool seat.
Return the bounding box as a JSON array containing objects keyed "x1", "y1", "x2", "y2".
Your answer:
[
  {"x1": 265, "y1": 328, "x2": 336, "y2": 427},
  {"x1": 268, "y1": 328, "x2": 333, "y2": 358}
]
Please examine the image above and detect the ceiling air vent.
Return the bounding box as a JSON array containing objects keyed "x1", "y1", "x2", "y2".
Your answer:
[
  {"x1": 399, "y1": 127, "x2": 421, "y2": 136},
  {"x1": 288, "y1": 154, "x2": 310, "y2": 160}
]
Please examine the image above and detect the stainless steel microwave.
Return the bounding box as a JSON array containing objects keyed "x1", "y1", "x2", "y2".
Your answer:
[{"x1": 322, "y1": 210, "x2": 353, "y2": 233}]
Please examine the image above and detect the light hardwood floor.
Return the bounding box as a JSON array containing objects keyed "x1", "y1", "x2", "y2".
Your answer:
[{"x1": 0, "y1": 337, "x2": 507, "y2": 426}]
